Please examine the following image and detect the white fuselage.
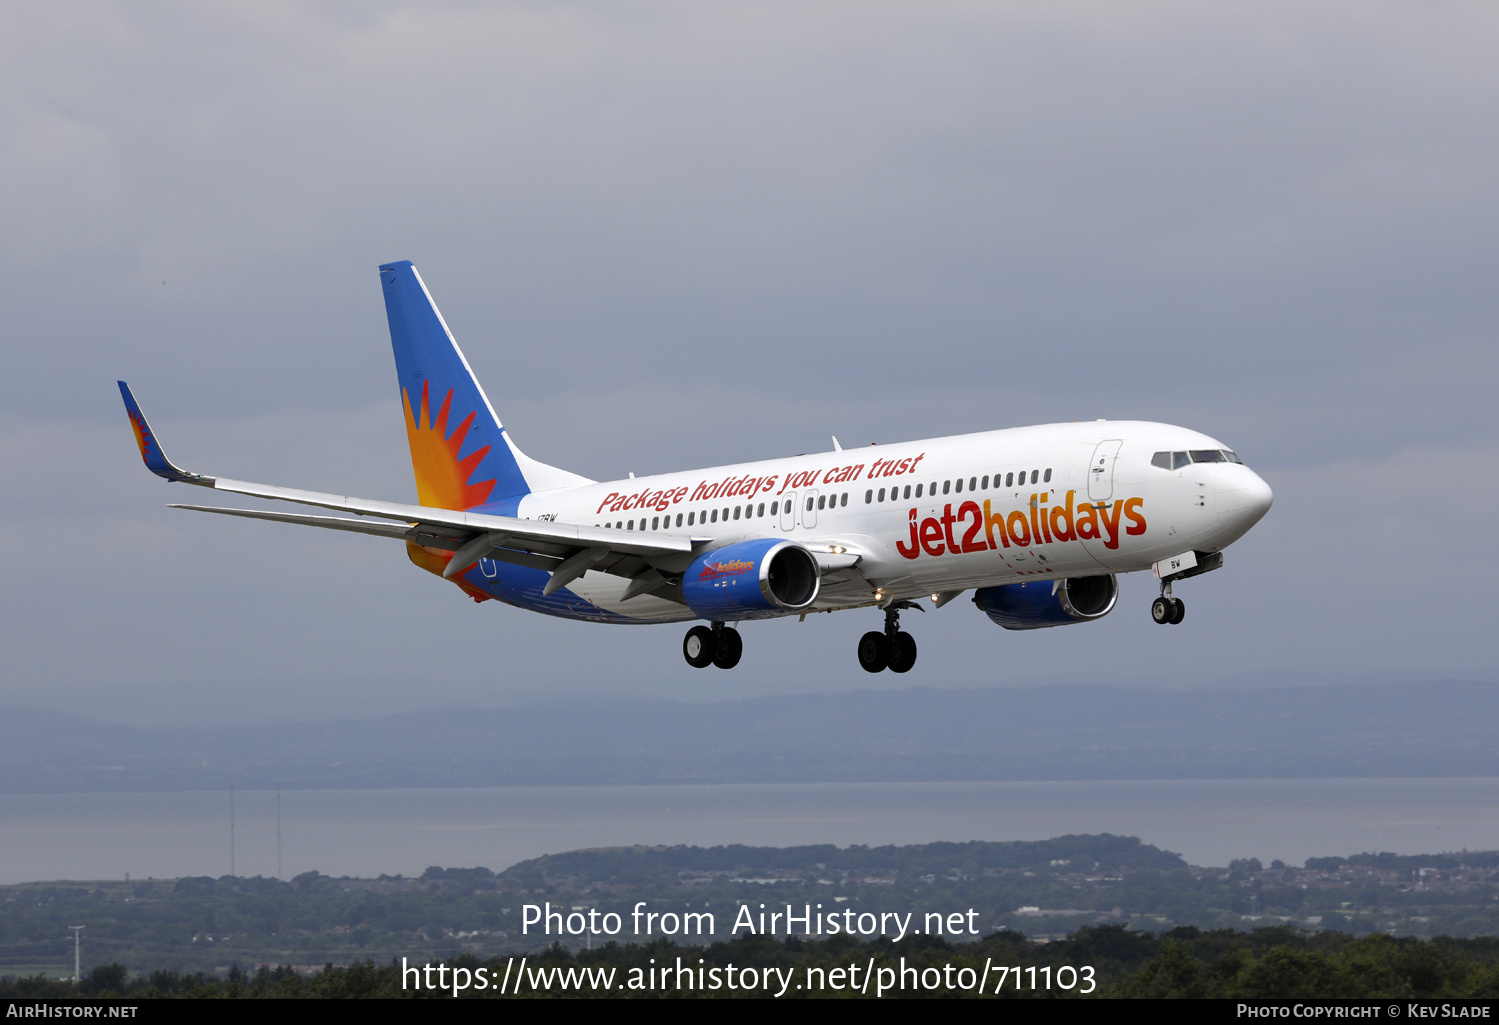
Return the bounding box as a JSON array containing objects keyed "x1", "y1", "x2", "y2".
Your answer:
[{"x1": 512, "y1": 420, "x2": 1273, "y2": 622}]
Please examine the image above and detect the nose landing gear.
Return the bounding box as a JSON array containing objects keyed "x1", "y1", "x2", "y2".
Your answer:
[
  {"x1": 858, "y1": 601, "x2": 921, "y2": 673},
  {"x1": 1151, "y1": 584, "x2": 1186, "y2": 625},
  {"x1": 683, "y1": 622, "x2": 743, "y2": 669}
]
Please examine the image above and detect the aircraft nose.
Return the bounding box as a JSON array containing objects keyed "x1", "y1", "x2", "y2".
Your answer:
[{"x1": 1216, "y1": 468, "x2": 1273, "y2": 539}]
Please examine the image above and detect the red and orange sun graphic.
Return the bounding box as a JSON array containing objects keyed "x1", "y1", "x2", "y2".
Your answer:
[
  {"x1": 401, "y1": 381, "x2": 497, "y2": 510},
  {"x1": 127, "y1": 407, "x2": 154, "y2": 464}
]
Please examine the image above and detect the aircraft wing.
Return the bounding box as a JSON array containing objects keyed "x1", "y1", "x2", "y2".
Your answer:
[{"x1": 120, "y1": 381, "x2": 698, "y2": 593}]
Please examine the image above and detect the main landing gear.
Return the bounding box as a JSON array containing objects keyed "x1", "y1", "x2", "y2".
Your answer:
[
  {"x1": 1151, "y1": 583, "x2": 1186, "y2": 626},
  {"x1": 683, "y1": 622, "x2": 743, "y2": 670},
  {"x1": 858, "y1": 601, "x2": 921, "y2": 674}
]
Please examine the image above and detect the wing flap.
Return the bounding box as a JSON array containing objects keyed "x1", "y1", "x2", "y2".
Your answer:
[
  {"x1": 168, "y1": 504, "x2": 412, "y2": 539},
  {"x1": 205, "y1": 476, "x2": 692, "y2": 557}
]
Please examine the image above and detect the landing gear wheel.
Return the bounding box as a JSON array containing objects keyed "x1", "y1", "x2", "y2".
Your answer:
[
  {"x1": 683, "y1": 625, "x2": 717, "y2": 668},
  {"x1": 858, "y1": 631, "x2": 890, "y2": 673},
  {"x1": 1151, "y1": 596, "x2": 1173, "y2": 625},
  {"x1": 1168, "y1": 598, "x2": 1185, "y2": 625},
  {"x1": 712, "y1": 627, "x2": 743, "y2": 669},
  {"x1": 887, "y1": 631, "x2": 918, "y2": 673}
]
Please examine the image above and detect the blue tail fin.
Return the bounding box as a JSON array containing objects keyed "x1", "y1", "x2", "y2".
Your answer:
[{"x1": 379, "y1": 261, "x2": 588, "y2": 511}]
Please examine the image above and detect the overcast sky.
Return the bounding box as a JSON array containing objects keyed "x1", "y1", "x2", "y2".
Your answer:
[{"x1": 2, "y1": 2, "x2": 1497, "y2": 726}]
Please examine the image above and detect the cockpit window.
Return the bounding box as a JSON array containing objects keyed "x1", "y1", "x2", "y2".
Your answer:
[{"x1": 1160, "y1": 449, "x2": 1242, "y2": 467}]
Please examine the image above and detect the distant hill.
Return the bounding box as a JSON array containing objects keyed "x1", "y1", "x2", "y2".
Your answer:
[
  {"x1": 7, "y1": 833, "x2": 1499, "y2": 980},
  {"x1": 4, "y1": 679, "x2": 1499, "y2": 791},
  {"x1": 502, "y1": 834, "x2": 1186, "y2": 884}
]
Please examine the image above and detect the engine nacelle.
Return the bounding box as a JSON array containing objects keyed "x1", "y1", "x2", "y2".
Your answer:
[
  {"x1": 973, "y1": 575, "x2": 1118, "y2": 630},
  {"x1": 681, "y1": 539, "x2": 820, "y2": 621}
]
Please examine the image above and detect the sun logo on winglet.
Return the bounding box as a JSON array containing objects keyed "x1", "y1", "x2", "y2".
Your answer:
[
  {"x1": 401, "y1": 380, "x2": 497, "y2": 510},
  {"x1": 126, "y1": 407, "x2": 155, "y2": 465}
]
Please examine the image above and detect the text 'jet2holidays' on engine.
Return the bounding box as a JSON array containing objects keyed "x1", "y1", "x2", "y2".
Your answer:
[{"x1": 120, "y1": 261, "x2": 1273, "y2": 672}]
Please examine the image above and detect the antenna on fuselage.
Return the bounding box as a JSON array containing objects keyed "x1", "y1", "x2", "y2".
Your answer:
[{"x1": 832, "y1": 436, "x2": 842, "y2": 451}]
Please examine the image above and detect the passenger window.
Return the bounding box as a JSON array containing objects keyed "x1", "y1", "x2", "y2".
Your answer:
[
  {"x1": 864, "y1": 490, "x2": 872, "y2": 504},
  {"x1": 758, "y1": 502, "x2": 765, "y2": 516},
  {"x1": 770, "y1": 501, "x2": 778, "y2": 516},
  {"x1": 915, "y1": 483, "x2": 923, "y2": 498},
  {"x1": 676, "y1": 513, "x2": 683, "y2": 527},
  {"x1": 733, "y1": 506, "x2": 741, "y2": 520},
  {"x1": 841, "y1": 493, "x2": 848, "y2": 507},
  {"x1": 628, "y1": 520, "x2": 634, "y2": 530},
  {"x1": 687, "y1": 511, "x2": 695, "y2": 525},
  {"x1": 902, "y1": 485, "x2": 910, "y2": 500},
  {"x1": 969, "y1": 476, "x2": 977, "y2": 490},
  {"x1": 710, "y1": 510, "x2": 717, "y2": 523},
  {"x1": 1043, "y1": 469, "x2": 1051, "y2": 484},
  {"x1": 1030, "y1": 470, "x2": 1038, "y2": 485},
  {"x1": 817, "y1": 495, "x2": 826, "y2": 510},
  {"x1": 878, "y1": 488, "x2": 886, "y2": 502},
  {"x1": 982, "y1": 475, "x2": 989, "y2": 489},
  {"x1": 1005, "y1": 472, "x2": 1013, "y2": 487},
  {"x1": 954, "y1": 478, "x2": 963, "y2": 493},
  {"x1": 943, "y1": 480, "x2": 950, "y2": 495},
  {"x1": 652, "y1": 516, "x2": 659, "y2": 529},
  {"x1": 1172, "y1": 451, "x2": 1190, "y2": 469},
  {"x1": 805, "y1": 497, "x2": 814, "y2": 512},
  {"x1": 1151, "y1": 452, "x2": 1171, "y2": 470}
]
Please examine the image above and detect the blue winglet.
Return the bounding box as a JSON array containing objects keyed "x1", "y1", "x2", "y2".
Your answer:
[{"x1": 118, "y1": 381, "x2": 214, "y2": 485}]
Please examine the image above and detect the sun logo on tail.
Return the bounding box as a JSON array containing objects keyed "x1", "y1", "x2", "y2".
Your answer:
[{"x1": 401, "y1": 381, "x2": 497, "y2": 510}]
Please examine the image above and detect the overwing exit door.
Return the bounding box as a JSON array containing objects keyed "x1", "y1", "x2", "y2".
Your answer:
[{"x1": 802, "y1": 489, "x2": 819, "y2": 529}]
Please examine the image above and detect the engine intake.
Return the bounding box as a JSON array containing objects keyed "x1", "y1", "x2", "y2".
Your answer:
[
  {"x1": 973, "y1": 575, "x2": 1118, "y2": 630},
  {"x1": 681, "y1": 539, "x2": 820, "y2": 621}
]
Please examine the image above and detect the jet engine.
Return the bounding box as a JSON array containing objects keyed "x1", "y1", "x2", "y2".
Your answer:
[
  {"x1": 973, "y1": 575, "x2": 1118, "y2": 630},
  {"x1": 680, "y1": 539, "x2": 820, "y2": 621}
]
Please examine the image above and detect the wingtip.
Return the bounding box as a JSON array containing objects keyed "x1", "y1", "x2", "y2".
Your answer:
[{"x1": 118, "y1": 383, "x2": 215, "y2": 486}]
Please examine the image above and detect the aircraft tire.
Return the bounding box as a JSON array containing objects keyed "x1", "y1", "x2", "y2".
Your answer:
[
  {"x1": 1169, "y1": 598, "x2": 1186, "y2": 625},
  {"x1": 1151, "y1": 597, "x2": 1173, "y2": 625},
  {"x1": 684, "y1": 626, "x2": 717, "y2": 668},
  {"x1": 712, "y1": 627, "x2": 743, "y2": 669},
  {"x1": 857, "y1": 631, "x2": 889, "y2": 673},
  {"x1": 887, "y1": 631, "x2": 918, "y2": 673}
]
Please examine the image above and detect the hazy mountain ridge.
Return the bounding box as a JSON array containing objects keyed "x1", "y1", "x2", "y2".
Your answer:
[{"x1": 3, "y1": 679, "x2": 1497, "y2": 792}]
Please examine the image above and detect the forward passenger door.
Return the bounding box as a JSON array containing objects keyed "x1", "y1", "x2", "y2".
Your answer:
[{"x1": 1088, "y1": 440, "x2": 1123, "y2": 502}]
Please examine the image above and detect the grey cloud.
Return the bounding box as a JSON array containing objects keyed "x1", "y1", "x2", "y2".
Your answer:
[{"x1": 1, "y1": 2, "x2": 1496, "y2": 723}]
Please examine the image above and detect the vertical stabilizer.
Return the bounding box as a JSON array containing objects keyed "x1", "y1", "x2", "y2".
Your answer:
[{"x1": 379, "y1": 261, "x2": 590, "y2": 511}]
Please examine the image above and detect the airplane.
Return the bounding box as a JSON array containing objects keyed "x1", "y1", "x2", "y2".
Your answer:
[{"x1": 119, "y1": 260, "x2": 1273, "y2": 672}]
